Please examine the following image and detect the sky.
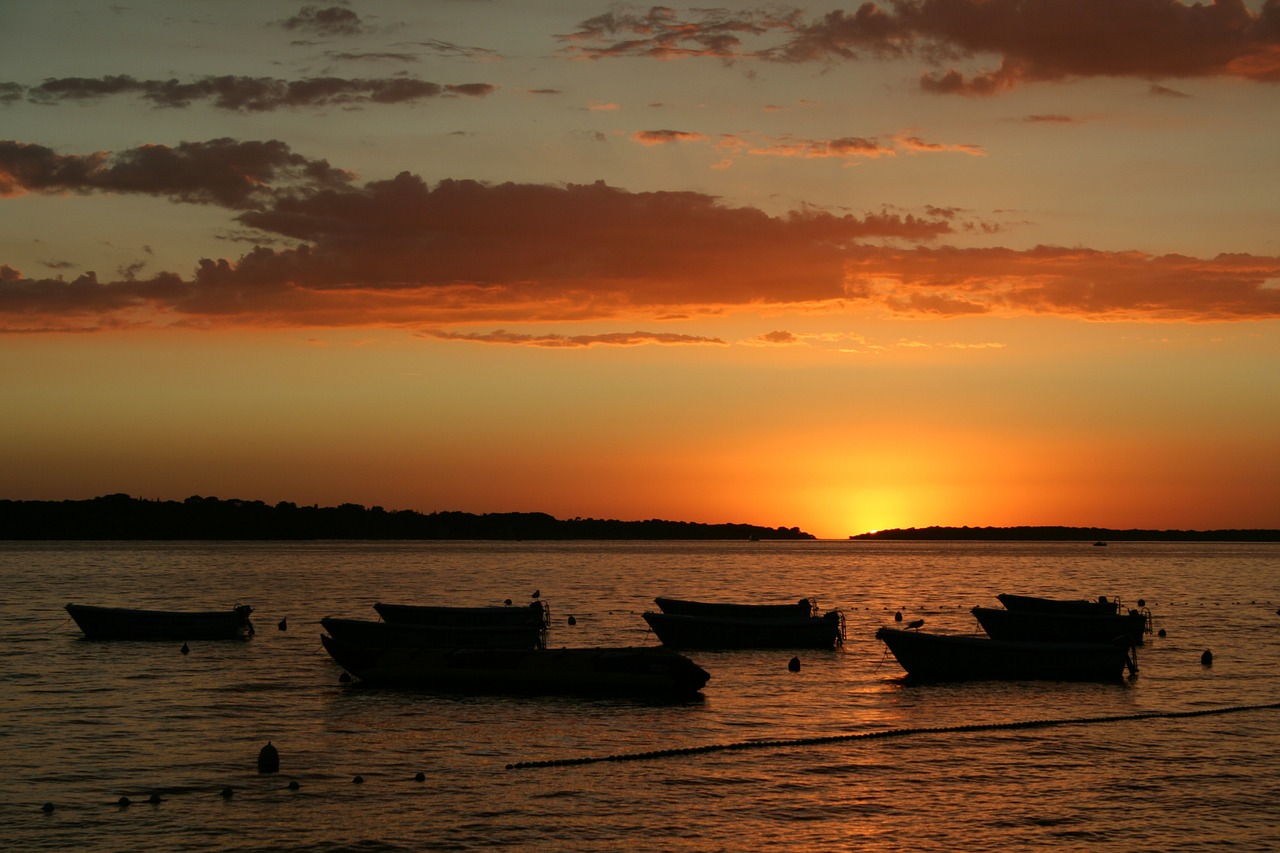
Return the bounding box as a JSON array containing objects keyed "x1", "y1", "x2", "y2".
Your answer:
[{"x1": 2, "y1": 0, "x2": 1278, "y2": 539}]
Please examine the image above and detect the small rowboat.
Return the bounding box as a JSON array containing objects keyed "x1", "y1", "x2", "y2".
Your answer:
[
  {"x1": 642, "y1": 608, "x2": 845, "y2": 650},
  {"x1": 320, "y1": 635, "x2": 710, "y2": 697},
  {"x1": 65, "y1": 603, "x2": 254, "y2": 640},
  {"x1": 653, "y1": 596, "x2": 818, "y2": 619},
  {"x1": 373, "y1": 600, "x2": 550, "y2": 629},
  {"x1": 875, "y1": 627, "x2": 1134, "y2": 682},
  {"x1": 995, "y1": 593, "x2": 1120, "y2": 616},
  {"x1": 972, "y1": 606, "x2": 1149, "y2": 646},
  {"x1": 320, "y1": 616, "x2": 545, "y2": 650}
]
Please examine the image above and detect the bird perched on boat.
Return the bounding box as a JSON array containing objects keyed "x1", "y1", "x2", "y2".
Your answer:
[{"x1": 906, "y1": 619, "x2": 925, "y2": 630}]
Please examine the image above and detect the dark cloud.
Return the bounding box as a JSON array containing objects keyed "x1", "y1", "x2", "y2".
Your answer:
[
  {"x1": 2, "y1": 139, "x2": 1277, "y2": 331},
  {"x1": 20, "y1": 75, "x2": 494, "y2": 111},
  {"x1": 280, "y1": 5, "x2": 365, "y2": 37},
  {"x1": 563, "y1": 1, "x2": 1280, "y2": 92}
]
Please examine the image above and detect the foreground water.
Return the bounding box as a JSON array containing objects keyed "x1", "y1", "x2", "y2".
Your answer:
[{"x1": 2, "y1": 540, "x2": 1278, "y2": 851}]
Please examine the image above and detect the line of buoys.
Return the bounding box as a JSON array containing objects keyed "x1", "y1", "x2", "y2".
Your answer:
[{"x1": 505, "y1": 701, "x2": 1280, "y2": 770}]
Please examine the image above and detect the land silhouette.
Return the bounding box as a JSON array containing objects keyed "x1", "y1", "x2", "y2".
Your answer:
[
  {"x1": 850, "y1": 526, "x2": 1280, "y2": 542},
  {"x1": 0, "y1": 494, "x2": 814, "y2": 540}
]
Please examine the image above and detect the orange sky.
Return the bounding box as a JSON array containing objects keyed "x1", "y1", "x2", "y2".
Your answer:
[{"x1": 2, "y1": 1, "x2": 1278, "y2": 537}]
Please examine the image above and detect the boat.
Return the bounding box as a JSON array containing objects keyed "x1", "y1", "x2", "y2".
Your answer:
[
  {"x1": 653, "y1": 596, "x2": 818, "y2": 619},
  {"x1": 971, "y1": 606, "x2": 1149, "y2": 646},
  {"x1": 373, "y1": 600, "x2": 550, "y2": 629},
  {"x1": 642, "y1": 607, "x2": 845, "y2": 650},
  {"x1": 995, "y1": 593, "x2": 1120, "y2": 616},
  {"x1": 320, "y1": 616, "x2": 545, "y2": 650},
  {"x1": 65, "y1": 603, "x2": 254, "y2": 640},
  {"x1": 320, "y1": 634, "x2": 710, "y2": 697},
  {"x1": 874, "y1": 627, "x2": 1135, "y2": 682}
]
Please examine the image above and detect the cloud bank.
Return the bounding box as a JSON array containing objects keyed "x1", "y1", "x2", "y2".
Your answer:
[{"x1": 1, "y1": 138, "x2": 1277, "y2": 332}]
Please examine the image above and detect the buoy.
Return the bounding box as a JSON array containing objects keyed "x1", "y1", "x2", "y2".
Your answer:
[
  {"x1": 221, "y1": 787, "x2": 234, "y2": 799},
  {"x1": 41, "y1": 802, "x2": 55, "y2": 813},
  {"x1": 414, "y1": 771, "x2": 426, "y2": 782},
  {"x1": 1201, "y1": 650, "x2": 1213, "y2": 666},
  {"x1": 894, "y1": 611, "x2": 903, "y2": 622},
  {"x1": 1137, "y1": 599, "x2": 1146, "y2": 608},
  {"x1": 504, "y1": 599, "x2": 512, "y2": 606},
  {"x1": 287, "y1": 780, "x2": 300, "y2": 791},
  {"x1": 567, "y1": 615, "x2": 576, "y2": 626},
  {"x1": 353, "y1": 775, "x2": 364, "y2": 784},
  {"x1": 788, "y1": 656, "x2": 801, "y2": 672},
  {"x1": 257, "y1": 741, "x2": 280, "y2": 774},
  {"x1": 181, "y1": 642, "x2": 189, "y2": 655},
  {"x1": 278, "y1": 617, "x2": 287, "y2": 631},
  {"x1": 532, "y1": 590, "x2": 540, "y2": 599},
  {"x1": 118, "y1": 796, "x2": 131, "y2": 807},
  {"x1": 1158, "y1": 628, "x2": 1167, "y2": 638},
  {"x1": 148, "y1": 793, "x2": 162, "y2": 805}
]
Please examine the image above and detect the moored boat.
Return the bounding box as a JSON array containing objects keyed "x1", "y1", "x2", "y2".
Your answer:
[
  {"x1": 874, "y1": 627, "x2": 1134, "y2": 682},
  {"x1": 320, "y1": 634, "x2": 710, "y2": 697},
  {"x1": 995, "y1": 593, "x2": 1120, "y2": 616},
  {"x1": 642, "y1": 608, "x2": 845, "y2": 650},
  {"x1": 373, "y1": 600, "x2": 550, "y2": 629},
  {"x1": 653, "y1": 596, "x2": 817, "y2": 619},
  {"x1": 321, "y1": 616, "x2": 545, "y2": 650},
  {"x1": 972, "y1": 605, "x2": 1149, "y2": 646},
  {"x1": 65, "y1": 603, "x2": 254, "y2": 640}
]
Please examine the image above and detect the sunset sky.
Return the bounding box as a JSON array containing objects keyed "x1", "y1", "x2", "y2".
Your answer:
[{"x1": 2, "y1": 1, "x2": 1278, "y2": 538}]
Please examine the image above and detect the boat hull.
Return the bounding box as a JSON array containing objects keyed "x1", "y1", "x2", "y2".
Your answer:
[
  {"x1": 972, "y1": 606, "x2": 1148, "y2": 645},
  {"x1": 653, "y1": 596, "x2": 816, "y2": 619},
  {"x1": 875, "y1": 627, "x2": 1132, "y2": 682},
  {"x1": 642, "y1": 610, "x2": 844, "y2": 649},
  {"x1": 995, "y1": 593, "x2": 1119, "y2": 616},
  {"x1": 65, "y1": 603, "x2": 254, "y2": 640},
  {"x1": 321, "y1": 616, "x2": 545, "y2": 650},
  {"x1": 373, "y1": 601, "x2": 550, "y2": 629},
  {"x1": 320, "y1": 635, "x2": 710, "y2": 697}
]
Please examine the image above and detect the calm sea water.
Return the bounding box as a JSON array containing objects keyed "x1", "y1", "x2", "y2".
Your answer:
[{"x1": 2, "y1": 540, "x2": 1278, "y2": 851}]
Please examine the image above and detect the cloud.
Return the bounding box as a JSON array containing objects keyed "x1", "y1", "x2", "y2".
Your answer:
[
  {"x1": 19, "y1": 75, "x2": 494, "y2": 111},
  {"x1": 563, "y1": 1, "x2": 1280, "y2": 93},
  {"x1": 633, "y1": 130, "x2": 709, "y2": 145},
  {"x1": 420, "y1": 329, "x2": 728, "y2": 347},
  {"x1": 2, "y1": 139, "x2": 1277, "y2": 331},
  {"x1": 279, "y1": 5, "x2": 366, "y2": 37}
]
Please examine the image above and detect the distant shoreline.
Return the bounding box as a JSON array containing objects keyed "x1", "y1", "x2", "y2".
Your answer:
[
  {"x1": 848, "y1": 526, "x2": 1280, "y2": 542},
  {"x1": 0, "y1": 494, "x2": 816, "y2": 541}
]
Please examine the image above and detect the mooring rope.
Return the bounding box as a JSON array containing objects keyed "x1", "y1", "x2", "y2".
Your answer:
[{"x1": 505, "y1": 701, "x2": 1280, "y2": 770}]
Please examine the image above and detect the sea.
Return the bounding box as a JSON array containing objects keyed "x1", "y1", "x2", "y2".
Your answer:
[{"x1": 2, "y1": 539, "x2": 1278, "y2": 852}]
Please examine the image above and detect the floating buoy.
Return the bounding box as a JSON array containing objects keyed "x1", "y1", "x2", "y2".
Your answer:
[
  {"x1": 788, "y1": 656, "x2": 801, "y2": 673},
  {"x1": 567, "y1": 615, "x2": 577, "y2": 626},
  {"x1": 41, "y1": 802, "x2": 54, "y2": 813},
  {"x1": 278, "y1": 617, "x2": 287, "y2": 631},
  {"x1": 220, "y1": 787, "x2": 233, "y2": 799},
  {"x1": 532, "y1": 590, "x2": 540, "y2": 599},
  {"x1": 181, "y1": 642, "x2": 189, "y2": 655},
  {"x1": 117, "y1": 796, "x2": 131, "y2": 808},
  {"x1": 353, "y1": 775, "x2": 364, "y2": 784},
  {"x1": 1138, "y1": 599, "x2": 1146, "y2": 608},
  {"x1": 414, "y1": 771, "x2": 426, "y2": 782},
  {"x1": 257, "y1": 741, "x2": 280, "y2": 774},
  {"x1": 287, "y1": 780, "x2": 300, "y2": 791},
  {"x1": 1201, "y1": 650, "x2": 1213, "y2": 666},
  {"x1": 503, "y1": 599, "x2": 512, "y2": 607},
  {"x1": 1158, "y1": 628, "x2": 1167, "y2": 638},
  {"x1": 148, "y1": 793, "x2": 162, "y2": 805},
  {"x1": 894, "y1": 611, "x2": 903, "y2": 622}
]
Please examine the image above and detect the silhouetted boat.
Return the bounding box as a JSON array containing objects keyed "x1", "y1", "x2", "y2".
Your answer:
[
  {"x1": 971, "y1": 606, "x2": 1148, "y2": 645},
  {"x1": 875, "y1": 627, "x2": 1134, "y2": 682},
  {"x1": 642, "y1": 597, "x2": 845, "y2": 650},
  {"x1": 373, "y1": 600, "x2": 550, "y2": 629},
  {"x1": 995, "y1": 593, "x2": 1120, "y2": 616},
  {"x1": 654, "y1": 596, "x2": 818, "y2": 619},
  {"x1": 320, "y1": 616, "x2": 545, "y2": 650},
  {"x1": 65, "y1": 603, "x2": 254, "y2": 640},
  {"x1": 320, "y1": 635, "x2": 710, "y2": 697}
]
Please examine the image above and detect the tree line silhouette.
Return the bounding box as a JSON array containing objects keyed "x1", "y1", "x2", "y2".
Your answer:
[
  {"x1": 849, "y1": 525, "x2": 1280, "y2": 542},
  {"x1": 0, "y1": 494, "x2": 816, "y2": 541}
]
